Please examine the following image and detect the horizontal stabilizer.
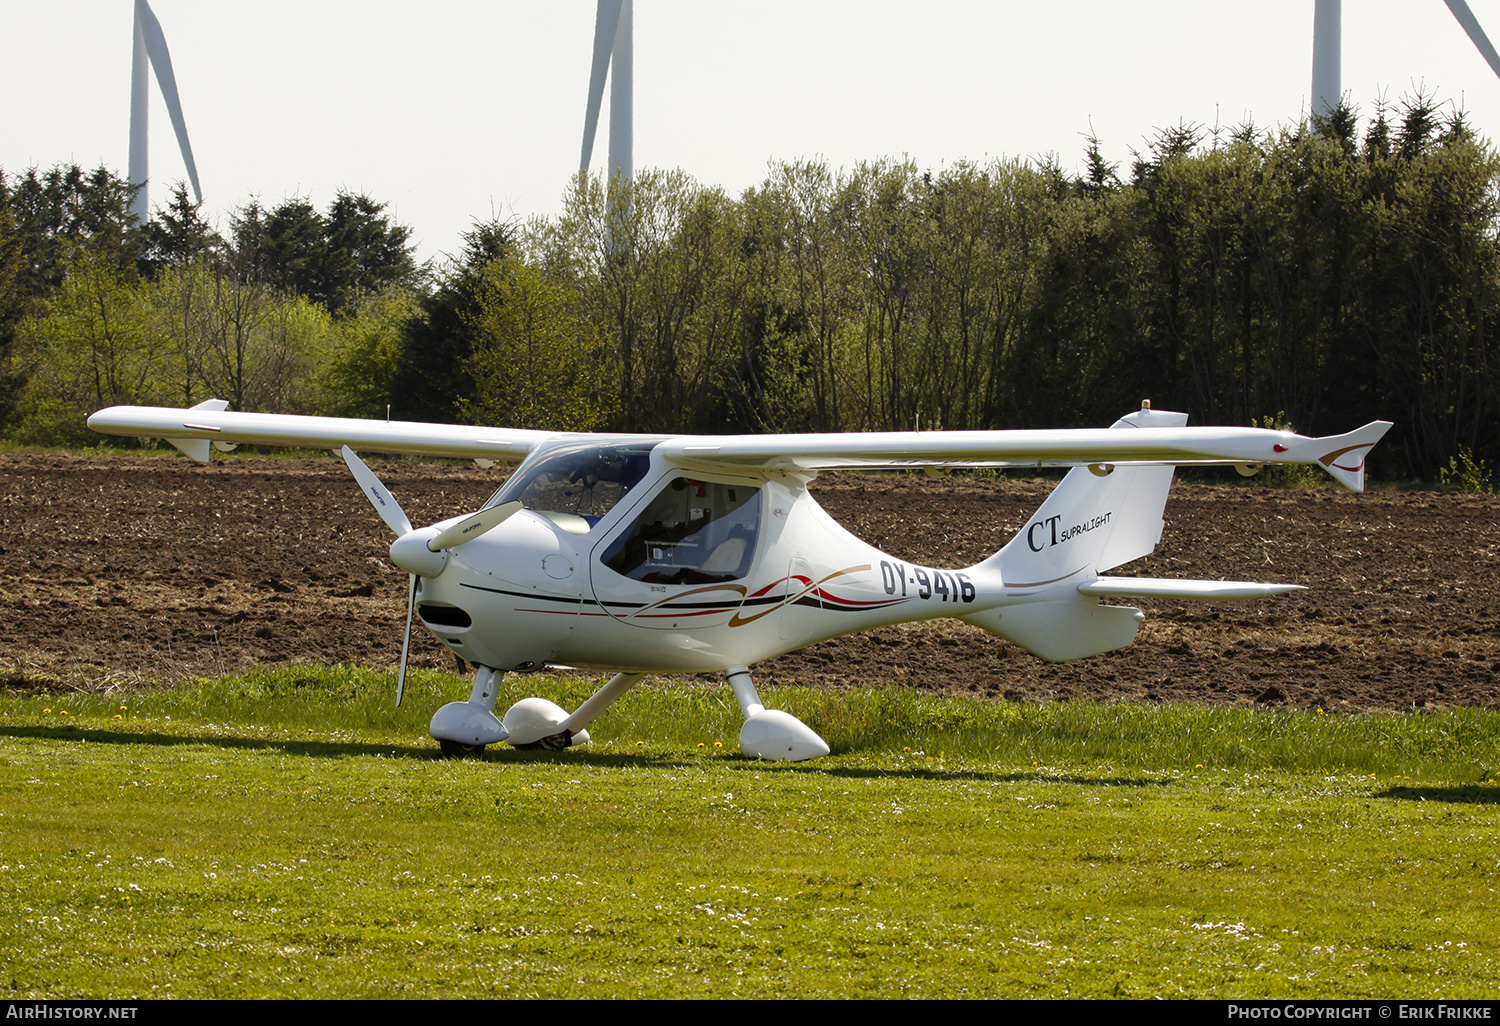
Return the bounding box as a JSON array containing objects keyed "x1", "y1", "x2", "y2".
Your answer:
[{"x1": 1077, "y1": 577, "x2": 1306, "y2": 600}]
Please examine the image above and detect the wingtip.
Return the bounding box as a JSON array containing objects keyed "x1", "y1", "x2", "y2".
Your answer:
[{"x1": 1316, "y1": 420, "x2": 1395, "y2": 492}]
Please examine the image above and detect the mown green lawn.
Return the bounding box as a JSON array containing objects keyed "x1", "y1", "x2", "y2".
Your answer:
[{"x1": 2, "y1": 668, "x2": 1497, "y2": 999}]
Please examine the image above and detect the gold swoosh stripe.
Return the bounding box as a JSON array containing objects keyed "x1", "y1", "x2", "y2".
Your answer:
[
  {"x1": 1004, "y1": 565, "x2": 1086, "y2": 589},
  {"x1": 729, "y1": 563, "x2": 873, "y2": 627}
]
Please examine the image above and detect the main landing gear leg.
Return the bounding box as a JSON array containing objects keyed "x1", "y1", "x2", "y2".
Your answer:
[
  {"x1": 429, "y1": 665, "x2": 510, "y2": 758},
  {"x1": 502, "y1": 672, "x2": 645, "y2": 751},
  {"x1": 726, "y1": 666, "x2": 830, "y2": 762}
]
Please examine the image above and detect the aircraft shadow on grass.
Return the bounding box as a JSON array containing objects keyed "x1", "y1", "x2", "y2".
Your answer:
[{"x1": 4, "y1": 724, "x2": 1217, "y2": 791}]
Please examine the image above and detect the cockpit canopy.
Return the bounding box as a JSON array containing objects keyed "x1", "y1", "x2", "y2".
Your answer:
[{"x1": 484, "y1": 441, "x2": 656, "y2": 532}]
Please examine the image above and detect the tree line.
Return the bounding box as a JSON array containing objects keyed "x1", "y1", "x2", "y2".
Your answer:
[{"x1": 2, "y1": 94, "x2": 1495, "y2": 481}]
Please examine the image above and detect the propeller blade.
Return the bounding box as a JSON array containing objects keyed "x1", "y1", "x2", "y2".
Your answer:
[
  {"x1": 340, "y1": 446, "x2": 412, "y2": 538},
  {"x1": 396, "y1": 573, "x2": 416, "y2": 707},
  {"x1": 1444, "y1": 0, "x2": 1500, "y2": 82},
  {"x1": 426, "y1": 500, "x2": 524, "y2": 552}
]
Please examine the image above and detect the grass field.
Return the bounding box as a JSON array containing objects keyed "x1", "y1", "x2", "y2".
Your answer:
[{"x1": 2, "y1": 667, "x2": 1499, "y2": 999}]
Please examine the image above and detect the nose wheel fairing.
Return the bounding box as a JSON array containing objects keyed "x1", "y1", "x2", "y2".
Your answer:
[{"x1": 429, "y1": 666, "x2": 509, "y2": 753}]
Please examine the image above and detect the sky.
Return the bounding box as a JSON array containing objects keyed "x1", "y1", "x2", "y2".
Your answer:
[{"x1": 7, "y1": 0, "x2": 1500, "y2": 266}]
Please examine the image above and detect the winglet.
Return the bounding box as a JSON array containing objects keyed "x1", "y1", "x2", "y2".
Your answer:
[{"x1": 1299, "y1": 420, "x2": 1393, "y2": 492}]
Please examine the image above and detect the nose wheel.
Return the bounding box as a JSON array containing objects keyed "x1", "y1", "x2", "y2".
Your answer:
[{"x1": 437, "y1": 739, "x2": 486, "y2": 759}]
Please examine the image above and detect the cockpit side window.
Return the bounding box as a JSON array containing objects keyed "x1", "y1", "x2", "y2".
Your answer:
[
  {"x1": 485, "y1": 442, "x2": 653, "y2": 530},
  {"x1": 600, "y1": 477, "x2": 762, "y2": 584}
]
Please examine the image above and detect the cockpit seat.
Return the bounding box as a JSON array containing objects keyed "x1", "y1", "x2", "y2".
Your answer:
[{"x1": 700, "y1": 536, "x2": 748, "y2": 575}]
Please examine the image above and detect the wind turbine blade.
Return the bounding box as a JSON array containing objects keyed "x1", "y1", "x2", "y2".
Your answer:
[
  {"x1": 136, "y1": 0, "x2": 202, "y2": 204},
  {"x1": 129, "y1": 2, "x2": 150, "y2": 223},
  {"x1": 1444, "y1": 0, "x2": 1500, "y2": 82},
  {"x1": 581, "y1": 0, "x2": 622, "y2": 172}
]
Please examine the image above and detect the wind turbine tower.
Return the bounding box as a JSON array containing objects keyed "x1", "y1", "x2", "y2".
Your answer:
[
  {"x1": 1311, "y1": 0, "x2": 1341, "y2": 119},
  {"x1": 1311, "y1": 0, "x2": 1500, "y2": 121},
  {"x1": 128, "y1": 0, "x2": 202, "y2": 225},
  {"x1": 580, "y1": 0, "x2": 633, "y2": 183}
]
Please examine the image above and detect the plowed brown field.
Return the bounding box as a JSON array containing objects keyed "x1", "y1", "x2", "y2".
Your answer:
[{"x1": 2, "y1": 453, "x2": 1496, "y2": 710}]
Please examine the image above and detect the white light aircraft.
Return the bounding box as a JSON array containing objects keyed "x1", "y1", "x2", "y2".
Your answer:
[{"x1": 87, "y1": 401, "x2": 1391, "y2": 761}]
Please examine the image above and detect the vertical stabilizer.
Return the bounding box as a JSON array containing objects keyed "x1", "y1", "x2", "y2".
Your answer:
[
  {"x1": 962, "y1": 406, "x2": 1184, "y2": 661},
  {"x1": 977, "y1": 406, "x2": 1184, "y2": 587}
]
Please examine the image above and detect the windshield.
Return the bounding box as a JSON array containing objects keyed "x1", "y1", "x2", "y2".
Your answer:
[{"x1": 485, "y1": 441, "x2": 655, "y2": 526}]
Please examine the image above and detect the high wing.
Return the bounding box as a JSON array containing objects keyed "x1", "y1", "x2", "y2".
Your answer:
[
  {"x1": 88, "y1": 400, "x2": 566, "y2": 463},
  {"x1": 88, "y1": 401, "x2": 1392, "y2": 492},
  {"x1": 655, "y1": 417, "x2": 1392, "y2": 491}
]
